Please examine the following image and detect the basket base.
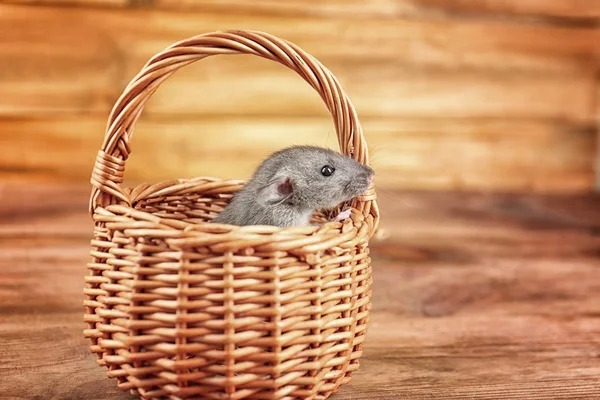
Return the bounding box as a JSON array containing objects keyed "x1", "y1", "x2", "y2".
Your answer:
[{"x1": 84, "y1": 179, "x2": 372, "y2": 400}]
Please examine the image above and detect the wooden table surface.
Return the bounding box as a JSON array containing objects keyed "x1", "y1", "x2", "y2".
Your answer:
[{"x1": 1, "y1": 183, "x2": 599, "y2": 400}]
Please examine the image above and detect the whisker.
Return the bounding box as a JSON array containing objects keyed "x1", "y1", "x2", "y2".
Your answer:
[{"x1": 375, "y1": 187, "x2": 421, "y2": 208}]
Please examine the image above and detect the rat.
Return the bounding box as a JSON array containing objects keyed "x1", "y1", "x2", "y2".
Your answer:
[{"x1": 211, "y1": 145, "x2": 374, "y2": 228}]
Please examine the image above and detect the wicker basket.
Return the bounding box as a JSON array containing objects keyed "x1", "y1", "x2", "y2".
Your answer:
[{"x1": 84, "y1": 30, "x2": 379, "y2": 400}]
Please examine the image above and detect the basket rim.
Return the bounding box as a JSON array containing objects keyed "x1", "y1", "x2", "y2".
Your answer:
[{"x1": 92, "y1": 177, "x2": 374, "y2": 255}]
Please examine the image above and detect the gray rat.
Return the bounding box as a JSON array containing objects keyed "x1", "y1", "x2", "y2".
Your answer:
[{"x1": 211, "y1": 145, "x2": 374, "y2": 227}]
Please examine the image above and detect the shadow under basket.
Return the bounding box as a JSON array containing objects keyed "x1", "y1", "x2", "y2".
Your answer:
[{"x1": 84, "y1": 30, "x2": 379, "y2": 400}]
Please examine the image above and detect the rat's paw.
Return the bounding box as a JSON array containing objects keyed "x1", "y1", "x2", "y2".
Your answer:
[{"x1": 334, "y1": 209, "x2": 352, "y2": 222}]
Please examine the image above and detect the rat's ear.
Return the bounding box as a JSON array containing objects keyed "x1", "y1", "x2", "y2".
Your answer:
[{"x1": 257, "y1": 176, "x2": 294, "y2": 205}]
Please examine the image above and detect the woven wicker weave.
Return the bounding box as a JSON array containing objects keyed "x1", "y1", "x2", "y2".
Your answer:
[{"x1": 83, "y1": 30, "x2": 379, "y2": 400}]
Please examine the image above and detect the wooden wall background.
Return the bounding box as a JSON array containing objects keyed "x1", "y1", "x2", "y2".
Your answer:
[{"x1": 1, "y1": 0, "x2": 599, "y2": 192}]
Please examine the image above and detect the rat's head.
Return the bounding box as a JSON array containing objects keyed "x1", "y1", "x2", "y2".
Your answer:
[{"x1": 253, "y1": 146, "x2": 374, "y2": 211}]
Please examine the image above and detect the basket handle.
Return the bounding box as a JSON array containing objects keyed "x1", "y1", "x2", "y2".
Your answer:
[{"x1": 90, "y1": 30, "x2": 379, "y2": 230}]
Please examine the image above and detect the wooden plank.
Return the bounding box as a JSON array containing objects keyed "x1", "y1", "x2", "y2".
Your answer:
[
  {"x1": 0, "y1": 116, "x2": 595, "y2": 191},
  {"x1": 0, "y1": 4, "x2": 597, "y2": 120},
  {"x1": 6, "y1": 0, "x2": 600, "y2": 20},
  {"x1": 414, "y1": 0, "x2": 600, "y2": 20},
  {"x1": 140, "y1": 62, "x2": 596, "y2": 122},
  {"x1": 1, "y1": 183, "x2": 599, "y2": 399},
  {"x1": 596, "y1": 83, "x2": 600, "y2": 191}
]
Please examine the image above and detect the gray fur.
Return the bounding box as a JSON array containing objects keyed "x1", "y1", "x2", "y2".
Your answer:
[{"x1": 211, "y1": 145, "x2": 374, "y2": 227}]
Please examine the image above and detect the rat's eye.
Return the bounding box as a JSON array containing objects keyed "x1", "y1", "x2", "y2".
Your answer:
[{"x1": 321, "y1": 165, "x2": 335, "y2": 177}]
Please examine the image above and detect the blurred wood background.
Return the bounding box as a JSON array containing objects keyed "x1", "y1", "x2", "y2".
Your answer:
[
  {"x1": 1, "y1": 0, "x2": 599, "y2": 192},
  {"x1": 2, "y1": 3, "x2": 600, "y2": 399}
]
